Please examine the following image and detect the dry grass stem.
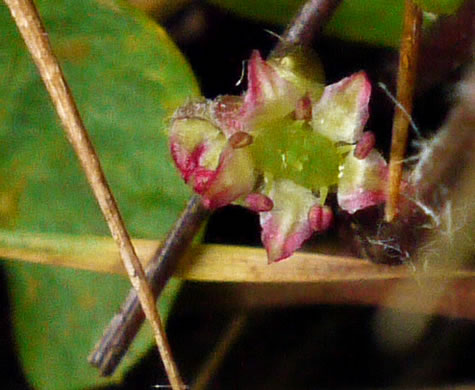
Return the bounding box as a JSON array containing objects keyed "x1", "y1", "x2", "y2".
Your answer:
[
  {"x1": 2, "y1": 231, "x2": 474, "y2": 319},
  {"x1": 3, "y1": 231, "x2": 474, "y2": 282},
  {"x1": 3, "y1": 0, "x2": 185, "y2": 388},
  {"x1": 386, "y1": 0, "x2": 423, "y2": 221}
]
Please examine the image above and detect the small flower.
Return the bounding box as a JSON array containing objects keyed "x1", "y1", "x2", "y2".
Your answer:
[{"x1": 169, "y1": 50, "x2": 387, "y2": 262}]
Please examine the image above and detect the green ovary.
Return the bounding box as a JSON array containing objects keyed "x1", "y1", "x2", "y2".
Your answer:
[{"x1": 249, "y1": 118, "x2": 341, "y2": 193}]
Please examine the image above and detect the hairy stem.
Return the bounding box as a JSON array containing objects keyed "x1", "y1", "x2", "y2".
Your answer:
[
  {"x1": 3, "y1": 0, "x2": 185, "y2": 388},
  {"x1": 353, "y1": 65, "x2": 475, "y2": 270}
]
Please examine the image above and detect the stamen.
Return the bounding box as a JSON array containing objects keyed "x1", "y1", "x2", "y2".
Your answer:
[
  {"x1": 295, "y1": 94, "x2": 312, "y2": 120},
  {"x1": 245, "y1": 193, "x2": 274, "y2": 212},
  {"x1": 229, "y1": 131, "x2": 253, "y2": 149}
]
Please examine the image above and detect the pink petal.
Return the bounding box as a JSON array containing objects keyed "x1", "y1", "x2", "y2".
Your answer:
[
  {"x1": 240, "y1": 50, "x2": 301, "y2": 124},
  {"x1": 337, "y1": 150, "x2": 388, "y2": 214},
  {"x1": 259, "y1": 180, "x2": 319, "y2": 263},
  {"x1": 200, "y1": 145, "x2": 256, "y2": 209},
  {"x1": 169, "y1": 121, "x2": 224, "y2": 185},
  {"x1": 312, "y1": 71, "x2": 371, "y2": 144},
  {"x1": 170, "y1": 101, "x2": 255, "y2": 210},
  {"x1": 354, "y1": 131, "x2": 376, "y2": 159},
  {"x1": 170, "y1": 99, "x2": 223, "y2": 184},
  {"x1": 245, "y1": 50, "x2": 280, "y2": 106}
]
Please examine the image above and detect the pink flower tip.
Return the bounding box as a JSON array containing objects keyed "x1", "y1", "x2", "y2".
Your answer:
[
  {"x1": 245, "y1": 193, "x2": 274, "y2": 212},
  {"x1": 354, "y1": 131, "x2": 376, "y2": 159},
  {"x1": 295, "y1": 94, "x2": 312, "y2": 120},
  {"x1": 308, "y1": 205, "x2": 333, "y2": 232}
]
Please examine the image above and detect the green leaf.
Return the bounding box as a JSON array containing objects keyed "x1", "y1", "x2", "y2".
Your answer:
[
  {"x1": 208, "y1": 0, "x2": 407, "y2": 47},
  {"x1": 413, "y1": 0, "x2": 465, "y2": 14},
  {"x1": 0, "y1": 0, "x2": 198, "y2": 388},
  {"x1": 209, "y1": 0, "x2": 303, "y2": 25},
  {"x1": 211, "y1": 0, "x2": 465, "y2": 46},
  {"x1": 326, "y1": 0, "x2": 405, "y2": 47}
]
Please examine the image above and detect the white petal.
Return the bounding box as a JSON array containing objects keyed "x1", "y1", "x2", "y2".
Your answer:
[
  {"x1": 312, "y1": 72, "x2": 371, "y2": 144},
  {"x1": 260, "y1": 179, "x2": 319, "y2": 262},
  {"x1": 337, "y1": 150, "x2": 387, "y2": 214}
]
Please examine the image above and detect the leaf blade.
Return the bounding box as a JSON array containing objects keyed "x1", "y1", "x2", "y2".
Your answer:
[{"x1": 0, "y1": 0, "x2": 197, "y2": 388}]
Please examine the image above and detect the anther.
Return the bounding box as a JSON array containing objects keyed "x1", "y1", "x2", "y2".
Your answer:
[
  {"x1": 245, "y1": 193, "x2": 274, "y2": 212},
  {"x1": 295, "y1": 94, "x2": 312, "y2": 121},
  {"x1": 229, "y1": 131, "x2": 253, "y2": 149}
]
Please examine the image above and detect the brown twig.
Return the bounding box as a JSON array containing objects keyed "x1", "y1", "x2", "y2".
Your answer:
[
  {"x1": 385, "y1": 0, "x2": 423, "y2": 222},
  {"x1": 89, "y1": 194, "x2": 208, "y2": 376},
  {"x1": 272, "y1": 0, "x2": 342, "y2": 56},
  {"x1": 3, "y1": 0, "x2": 185, "y2": 388}
]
